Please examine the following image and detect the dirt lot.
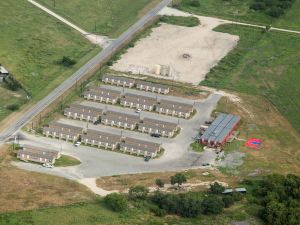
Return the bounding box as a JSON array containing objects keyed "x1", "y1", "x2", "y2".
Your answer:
[
  {"x1": 112, "y1": 16, "x2": 239, "y2": 84},
  {"x1": 0, "y1": 145, "x2": 94, "y2": 213}
]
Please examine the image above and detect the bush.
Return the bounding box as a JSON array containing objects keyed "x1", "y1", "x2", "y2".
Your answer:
[
  {"x1": 59, "y1": 56, "x2": 76, "y2": 67},
  {"x1": 202, "y1": 196, "x2": 224, "y2": 215},
  {"x1": 149, "y1": 204, "x2": 167, "y2": 217},
  {"x1": 222, "y1": 195, "x2": 235, "y2": 208},
  {"x1": 104, "y1": 193, "x2": 128, "y2": 212},
  {"x1": 210, "y1": 182, "x2": 225, "y2": 194},
  {"x1": 6, "y1": 104, "x2": 20, "y2": 111},
  {"x1": 250, "y1": 0, "x2": 295, "y2": 18},
  {"x1": 128, "y1": 185, "x2": 149, "y2": 200},
  {"x1": 155, "y1": 179, "x2": 164, "y2": 188},
  {"x1": 190, "y1": 0, "x2": 200, "y2": 7}
]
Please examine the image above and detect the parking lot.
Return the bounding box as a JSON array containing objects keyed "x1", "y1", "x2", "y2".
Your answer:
[{"x1": 14, "y1": 92, "x2": 221, "y2": 179}]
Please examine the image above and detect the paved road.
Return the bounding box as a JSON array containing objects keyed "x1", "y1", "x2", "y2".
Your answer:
[
  {"x1": 13, "y1": 93, "x2": 221, "y2": 179},
  {"x1": 0, "y1": 0, "x2": 172, "y2": 143}
]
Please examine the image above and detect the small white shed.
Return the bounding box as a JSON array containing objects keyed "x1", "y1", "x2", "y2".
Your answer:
[{"x1": 0, "y1": 66, "x2": 9, "y2": 82}]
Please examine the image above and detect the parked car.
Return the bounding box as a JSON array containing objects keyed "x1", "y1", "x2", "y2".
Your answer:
[
  {"x1": 135, "y1": 108, "x2": 142, "y2": 113},
  {"x1": 74, "y1": 141, "x2": 81, "y2": 147},
  {"x1": 150, "y1": 133, "x2": 161, "y2": 138},
  {"x1": 202, "y1": 162, "x2": 210, "y2": 166},
  {"x1": 144, "y1": 156, "x2": 151, "y2": 162},
  {"x1": 42, "y1": 163, "x2": 53, "y2": 168}
]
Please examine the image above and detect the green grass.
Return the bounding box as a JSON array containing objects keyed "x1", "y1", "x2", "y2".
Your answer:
[
  {"x1": 54, "y1": 155, "x2": 81, "y2": 167},
  {"x1": 190, "y1": 142, "x2": 204, "y2": 153},
  {"x1": 159, "y1": 15, "x2": 200, "y2": 27},
  {"x1": 0, "y1": 86, "x2": 27, "y2": 122},
  {"x1": 0, "y1": 200, "x2": 259, "y2": 225},
  {"x1": 202, "y1": 24, "x2": 300, "y2": 132},
  {"x1": 177, "y1": 0, "x2": 300, "y2": 30},
  {"x1": 36, "y1": 0, "x2": 160, "y2": 38},
  {"x1": 0, "y1": 0, "x2": 99, "y2": 121}
]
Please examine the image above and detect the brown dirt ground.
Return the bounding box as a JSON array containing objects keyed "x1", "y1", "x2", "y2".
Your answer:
[{"x1": 0, "y1": 145, "x2": 95, "y2": 213}]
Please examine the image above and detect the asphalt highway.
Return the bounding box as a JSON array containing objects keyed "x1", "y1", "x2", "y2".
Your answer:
[{"x1": 0, "y1": 0, "x2": 172, "y2": 142}]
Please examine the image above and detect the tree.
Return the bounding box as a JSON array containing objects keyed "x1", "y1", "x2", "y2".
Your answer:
[
  {"x1": 264, "y1": 201, "x2": 287, "y2": 225},
  {"x1": 128, "y1": 185, "x2": 149, "y2": 200},
  {"x1": 59, "y1": 56, "x2": 76, "y2": 67},
  {"x1": 155, "y1": 179, "x2": 164, "y2": 188},
  {"x1": 170, "y1": 173, "x2": 187, "y2": 188},
  {"x1": 104, "y1": 193, "x2": 127, "y2": 212},
  {"x1": 190, "y1": 0, "x2": 200, "y2": 7},
  {"x1": 202, "y1": 196, "x2": 224, "y2": 215},
  {"x1": 210, "y1": 182, "x2": 225, "y2": 194}
]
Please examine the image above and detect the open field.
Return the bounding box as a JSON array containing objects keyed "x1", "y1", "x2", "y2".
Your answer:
[
  {"x1": 177, "y1": 0, "x2": 300, "y2": 30},
  {"x1": 0, "y1": 0, "x2": 98, "y2": 98},
  {"x1": 36, "y1": 0, "x2": 161, "y2": 38},
  {"x1": 202, "y1": 24, "x2": 300, "y2": 132},
  {"x1": 112, "y1": 18, "x2": 239, "y2": 84},
  {"x1": 0, "y1": 200, "x2": 261, "y2": 225},
  {"x1": 215, "y1": 95, "x2": 300, "y2": 177},
  {"x1": 0, "y1": 86, "x2": 27, "y2": 122},
  {"x1": 0, "y1": 145, "x2": 94, "y2": 213}
]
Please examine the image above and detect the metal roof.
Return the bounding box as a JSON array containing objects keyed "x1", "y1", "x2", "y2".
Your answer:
[
  {"x1": 200, "y1": 113, "x2": 240, "y2": 143},
  {"x1": 0, "y1": 66, "x2": 8, "y2": 74}
]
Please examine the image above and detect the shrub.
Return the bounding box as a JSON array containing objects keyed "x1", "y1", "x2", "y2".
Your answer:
[
  {"x1": 210, "y1": 182, "x2": 225, "y2": 194},
  {"x1": 149, "y1": 204, "x2": 167, "y2": 217},
  {"x1": 59, "y1": 56, "x2": 76, "y2": 67},
  {"x1": 222, "y1": 195, "x2": 235, "y2": 208},
  {"x1": 190, "y1": 0, "x2": 200, "y2": 7},
  {"x1": 128, "y1": 185, "x2": 149, "y2": 200},
  {"x1": 155, "y1": 179, "x2": 164, "y2": 188},
  {"x1": 104, "y1": 193, "x2": 128, "y2": 212},
  {"x1": 6, "y1": 104, "x2": 20, "y2": 111},
  {"x1": 202, "y1": 195, "x2": 224, "y2": 215}
]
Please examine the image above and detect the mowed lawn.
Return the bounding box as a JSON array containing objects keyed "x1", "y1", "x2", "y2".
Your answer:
[
  {"x1": 36, "y1": 0, "x2": 160, "y2": 38},
  {"x1": 202, "y1": 25, "x2": 300, "y2": 132},
  {"x1": 0, "y1": 0, "x2": 99, "y2": 100},
  {"x1": 177, "y1": 0, "x2": 300, "y2": 30}
]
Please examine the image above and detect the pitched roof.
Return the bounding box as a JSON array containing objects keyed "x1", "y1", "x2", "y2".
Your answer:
[
  {"x1": 19, "y1": 145, "x2": 59, "y2": 160},
  {"x1": 122, "y1": 93, "x2": 157, "y2": 105},
  {"x1": 141, "y1": 117, "x2": 177, "y2": 132},
  {"x1": 102, "y1": 110, "x2": 140, "y2": 124},
  {"x1": 200, "y1": 113, "x2": 241, "y2": 143},
  {"x1": 158, "y1": 99, "x2": 193, "y2": 113},
  {"x1": 45, "y1": 122, "x2": 83, "y2": 134},
  {"x1": 136, "y1": 80, "x2": 169, "y2": 90},
  {"x1": 102, "y1": 75, "x2": 135, "y2": 84},
  {"x1": 82, "y1": 129, "x2": 121, "y2": 145},
  {"x1": 65, "y1": 104, "x2": 102, "y2": 117},
  {"x1": 121, "y1": 137, "x2": 160, "y2": 153},
  {"x1": 85, "y1": 86, "x2": 121, "y2": 98}
]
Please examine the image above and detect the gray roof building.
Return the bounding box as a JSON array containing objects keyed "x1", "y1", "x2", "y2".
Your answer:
[
  {"x1": 64, "y1": 104, "x2": 102, "y2": 122},
  {"x1": 84, "y1": 86, "x2": 121, "y2": 103},
  {"x1": 17, "y1": 145, "x2": 60, "y2": 164},
  {"x1": 120, "y1": 137, "x2": 161, "y2": 157},
  {"x1": 200, "y1": 113, "x2": 241, "y2": 146},
  {"x1": 121, "y1": 93, "x2": 157, "y2": 110},
  {"x1": 139, "y1": 117, "x2": 178, "y2": 137},
  {"x1": 101, "y1": 110, "x2": 140, "y2": 129},
  {"x1": 102, "y1": 75, "x2": 135, "y2": 87},
  {"x1": 82, "y1": 129, "x2": 121, "y2": 149},
  {"x1": 136, "y1": 80, "x2": 169, "y2": 94}
]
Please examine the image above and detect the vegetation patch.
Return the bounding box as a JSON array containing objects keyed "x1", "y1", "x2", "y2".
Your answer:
[
  {"x1": 250, "y1": 0, "x2": 296, "y2": 18},
  {"x1": 202, "y1": 24, "x2": 300, "y2": 132},
  {"x1": 190, "y1": 141, "x2": 204, "y2": 153},
  {"x1": 36, "y1": 0, "x2": 161, "y2": 38},
  {"x1": 54, "y1": 155, "x2": 81, "y2": 167},
  {"x1": 159, "y1": 15, "x2": 200, "y2": 27}
]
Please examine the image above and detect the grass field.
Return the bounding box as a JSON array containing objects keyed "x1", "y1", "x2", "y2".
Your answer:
[
  {"x1": 0, "y1": 86, "x2": 27, "y2": 122},
  {"x1": 216, "y1": 95, "x2": 300, "y2": 177},
  {"x1": 0, "y1": 145, "x2": 94, "y2": 213},
  {"x1": 0, "y1": 0, "x2": 99, "y2": 122},
  {"x1": 0, "y1": 199, "x2": 261, "y2": 225},
  {"x1": 36, "y1": 0, "x2": 160, "y2": 38},
  {"x1": 201, "y1": 24, "x2": 300, "y2": 132},
  {"x1": 54, "y1": 155, "x2": 81, "y2": 167},
  {"x1": 177, "y1": 0, "x2": 300, "y2": 30}
]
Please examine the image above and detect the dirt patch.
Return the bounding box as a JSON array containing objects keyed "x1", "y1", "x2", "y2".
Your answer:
[{"x1": 112, "y1": 17, "x2": 239, "y2": 84}]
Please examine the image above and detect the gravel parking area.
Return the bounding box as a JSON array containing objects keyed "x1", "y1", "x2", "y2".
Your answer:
[{"x1": 14, "y1": 93, "x2": 221, "y2": 179}]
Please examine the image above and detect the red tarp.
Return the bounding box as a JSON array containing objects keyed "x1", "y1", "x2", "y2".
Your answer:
[{"x1": 245, "y1": 138, "x2": 262, "y2": 149}]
